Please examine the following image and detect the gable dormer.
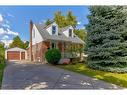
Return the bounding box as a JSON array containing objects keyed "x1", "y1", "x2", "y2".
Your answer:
[
  {"x1": 46, "y1": 22, "x2": 58, "y2": 35},
  {"x1": 62, "y1": 26, "x2": 74, "y2": 37}
]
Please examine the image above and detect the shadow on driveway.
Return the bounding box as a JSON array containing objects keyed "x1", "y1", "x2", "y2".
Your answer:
[{"x1": 2, "y1": 62, "x2": 123, "y2": 89}]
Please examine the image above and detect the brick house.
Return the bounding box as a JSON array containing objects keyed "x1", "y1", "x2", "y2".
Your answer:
[{"x1": 27, "y1": 20, "x2": 85, "y2": 63}]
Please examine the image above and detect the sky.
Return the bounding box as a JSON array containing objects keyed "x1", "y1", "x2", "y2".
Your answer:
[{"x1": 0, "y1": 6, "x2": 90, "y2": 47}]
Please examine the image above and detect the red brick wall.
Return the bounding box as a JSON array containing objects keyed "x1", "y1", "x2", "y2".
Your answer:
[
  {"x1": 29, "y1": 41, "x2": 50, "y2": 62},
  {"x1": 58, "y1": 42, "x2": 63, "y2": 52},
  {"x1": 28, "y1": 41, "x2": 66, "y2": 63}
]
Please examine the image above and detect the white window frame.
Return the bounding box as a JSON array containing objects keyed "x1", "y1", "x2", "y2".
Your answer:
[
  {"x1": 52, "y1": 25, "x2": 56, "y2": 35},
  {"x1": 50, "y1": 41, "x2": 58, "y2": 49},
  {"x1": 69, "y1": 29, "x2": 72, "y2": 37}
]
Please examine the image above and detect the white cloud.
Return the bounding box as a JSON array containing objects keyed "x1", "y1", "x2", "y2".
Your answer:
[
  {"x1": 0, "y1": 28, "x2": 6, "y2": 35},
  {"x1": 7, "y1": 29, "x2": 19, "y2": 36},
  {"x1": 2, "y1": 35, "x2": 9, "y2": 39},
  {"x1": 0, "y1": 14, "x2": 3, "y2": 22},
  {"x1": 1, "y1": 39, "x2": 13, "y2": 47},
  {"x1": 2, "y1": 24, "x2": 10, "y2": 28},
  {"x1": 0, "y1": 28, "x2": 19, "y2": 36},
  {"x1": 77, "y1": 21, "x2": 81, "y2": 25}
]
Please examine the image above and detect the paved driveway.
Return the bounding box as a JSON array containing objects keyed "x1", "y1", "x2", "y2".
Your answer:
[{"x1": 2, "y1": 62, "x2": 123, "y2": 89}]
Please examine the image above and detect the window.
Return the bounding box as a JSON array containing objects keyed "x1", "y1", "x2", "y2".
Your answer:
[
  {"x1": 52, "y1": 25, "x2": 56, "y2": 35},
  {"x1": 69, "y1": 29, "x2": 72, "y2": 37},
  {"x1": 51, "y1": 43, "x2": 56, "y2": 48}
]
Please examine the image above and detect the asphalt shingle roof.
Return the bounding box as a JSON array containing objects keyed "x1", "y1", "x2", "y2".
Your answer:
[{"x1": 35, "y1": 24, "x2": 85, "y2": 44}]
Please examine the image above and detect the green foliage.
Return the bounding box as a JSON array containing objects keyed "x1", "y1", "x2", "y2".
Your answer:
[
  {"x1": 74, "y1": 29, "x2": 87, "y2": 41},
  {"x1": 58, "y1": 63, "x2": 127, "y2": 88},
  {"x1": 45, "y1": 49, "x2": 61, "y2": 65},
  {"x1": 0, "y1": 61, "x2": 6, "y2": 88},
  {"x1": 10, "y1": 36, "x2": 24, "y2": 49},
  {"x1": 0, "y1": 44, "x2": 5, "y2": 64},
  {"x1": 54, "y1": 11, "x2": 67, "y2": 28},
  {"x1": 24, "y1": 41, "x2": 29, "y2": 49},
  {"x1": 46, "y1": 11, "x2": 87, "y2": 41},
  {"x1": 86, "y1": 6, "x2": 127, "y2": 71},
  {"x1": 9, "y1": 36, "x2": 29, "y2": 49},
  {"x1": 0, "y1": 43, "x2": 5, "y2": 88},
  {"x1": 66, "y1": 11, "x2": 77, "y2": 28},
  {"x1": 0, "y1": 44, "x2": 5, "y2": 57},
  {"x1": 53, "y1": 11, "x2": 77, "y2": 28},
  {"x1": 45, "y1": 19, "x2": 54, "y2": 26}
]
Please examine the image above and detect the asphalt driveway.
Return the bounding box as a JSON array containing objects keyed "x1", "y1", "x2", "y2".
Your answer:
[{"x1": 2, "y1": 62, "x2": 123, "y2": 89}]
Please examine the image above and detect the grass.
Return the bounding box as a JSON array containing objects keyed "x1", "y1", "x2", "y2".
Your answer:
[
  {"x1": 57, "y1": 63, "x2": 127, "y2": 88},
  {"x1": 0, "y1": 63, "x2": 6, "y2": 88}
]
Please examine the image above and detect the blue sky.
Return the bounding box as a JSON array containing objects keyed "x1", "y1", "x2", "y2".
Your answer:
[{"x1": 0, "y1": 6, "x2": 90, "y2": 46}]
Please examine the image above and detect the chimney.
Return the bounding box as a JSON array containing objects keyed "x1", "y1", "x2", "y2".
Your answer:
[{"x1": 30, "y1": 20, "x2": 33, "y2": 61}]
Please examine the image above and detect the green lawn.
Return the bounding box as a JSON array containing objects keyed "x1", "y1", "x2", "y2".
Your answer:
[
  {"x1": 57, "y1": 63, "x2": 127, "y2": 88},
  {"x1": 0, "y1": 63, "x2": 6, "y2": 88}
]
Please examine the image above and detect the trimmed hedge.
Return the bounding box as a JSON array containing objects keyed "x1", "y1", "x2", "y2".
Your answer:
[{"x1": 45, "y1": 48, "x2": 61, "y2": 65}]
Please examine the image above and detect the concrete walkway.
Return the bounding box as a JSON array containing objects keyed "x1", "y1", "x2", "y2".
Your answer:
[{"x1": 2, "y1": 62, "x2": 123, "y2": 89}]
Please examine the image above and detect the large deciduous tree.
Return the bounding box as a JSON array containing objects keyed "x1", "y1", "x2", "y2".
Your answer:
[
  {"x1": 54, "y1": 11, "x2": 67, "y2": 28},
  {"x1": 74, "y1": 29, "x2": 87, "y2": 41},
  {"x1": 66, "y1": 11, "x2": 77, "y2": 28},
  {"x1": 86, "y1": 6, "x2": 127, "y2": 72}
]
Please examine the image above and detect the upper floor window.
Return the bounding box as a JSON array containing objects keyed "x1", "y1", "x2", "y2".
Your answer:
[
  {"x1": 52, "y1": 25, "x2": 56, "y2": 35},
  {"x1": 69, "y1": 29, "x2": 72, "y2": 37}
]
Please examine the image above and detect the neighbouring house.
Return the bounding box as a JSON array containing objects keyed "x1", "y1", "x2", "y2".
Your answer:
[
  {"x1": 5, "y1": 47, "x2": 27, "y2": 61},
  {"x1": 27, "y1": 20, "x2": 85, "y2": 63}
]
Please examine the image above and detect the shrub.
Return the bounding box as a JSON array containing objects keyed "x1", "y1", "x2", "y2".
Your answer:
[
  {"x1": 45, "y1": 48, "x2": 61, "y2": 65},
  {"x1": 0, "y1": 55, "x2": 5, "y2": 64}
]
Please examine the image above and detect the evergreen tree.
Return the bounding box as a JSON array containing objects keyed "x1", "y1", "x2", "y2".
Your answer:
[
  {"x1": 86, "y1": 6, "x2": 127, "y2": 72},
  {"x1": 10, "y1": 36, "x2": 24, "y2": 49}
]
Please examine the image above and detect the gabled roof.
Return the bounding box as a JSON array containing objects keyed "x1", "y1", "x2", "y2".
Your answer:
[
  {"x1": 35, "y1": 24, "x2": 71, "y2": 42},
  {"x1": 35, "y1": 23, "x2": 85, "y2": 44},
  {"x1": 6, "y1": 47, "x2": 26, "y2": 51}
]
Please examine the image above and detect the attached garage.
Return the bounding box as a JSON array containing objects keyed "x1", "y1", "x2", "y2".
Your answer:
[{"x1": 5, "y1": 47, "x2": 27, "y2": 61}]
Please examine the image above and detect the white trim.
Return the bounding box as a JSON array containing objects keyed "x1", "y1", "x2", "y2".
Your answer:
[
  {"x1": 6, "y1": 47, "x2": 26, "y2": 52},
  {"x1": 25, "y1": 51, "x2": 27, "y2": 59},
  {"x1": 32, "y1": 24, "x2": 44, "y2": 45},
  {"x1": 5, "y1": 50, "x2": 7, "y2": 60},
  {"x1": 20, "y1": 51, "x2": 21, "y2": 60},
  {"x1": 50, "y1": 41, "x2": 58, "y2": 49}
]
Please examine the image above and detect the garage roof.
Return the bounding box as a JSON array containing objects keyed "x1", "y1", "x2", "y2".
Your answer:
[{"x1": 6, "y1": 47, "x2": 26, "y2": 52}]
